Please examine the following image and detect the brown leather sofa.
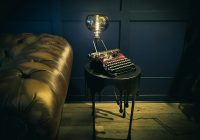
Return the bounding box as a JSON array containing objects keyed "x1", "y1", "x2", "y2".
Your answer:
[{"x1": 0, "y1": 33, "x2": 73, "y2": 140}]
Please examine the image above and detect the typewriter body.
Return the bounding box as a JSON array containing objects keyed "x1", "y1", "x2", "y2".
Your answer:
[{"x1": 88, "y1": 49, "x2": 136, "y2": 77}]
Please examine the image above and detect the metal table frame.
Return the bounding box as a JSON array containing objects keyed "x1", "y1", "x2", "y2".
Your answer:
[{"x1": 85, "y1": 64, "x2": 141, "y2": 140}]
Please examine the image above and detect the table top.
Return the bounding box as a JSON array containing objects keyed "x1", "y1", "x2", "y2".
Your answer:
[{"x1": 84, "y1": 63, "x2": 142, "y2": 80}]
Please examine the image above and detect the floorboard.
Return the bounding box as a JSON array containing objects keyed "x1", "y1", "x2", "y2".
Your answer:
[{"x1": 58, "y1": 103, "x2": 200, "y2": 140}]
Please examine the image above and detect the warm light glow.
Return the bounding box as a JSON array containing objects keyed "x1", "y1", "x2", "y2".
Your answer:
[
  {"x1": 86, "y1": 14, "x2": 109, "y2": 39},
  {"x1": 95, "y1": 15, "x2": 100, "y2": 39}
]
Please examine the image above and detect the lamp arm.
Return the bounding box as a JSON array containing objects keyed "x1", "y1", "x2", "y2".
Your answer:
[
  {"x1": 92, "y1": 39, "x2": 98, "y2": 53},
  {"x1": 100, "y1": 39, "x2": 108, "y2": 51},
  {"x1": 92, "y1": 39, "x2": 108, "y2": 53}
]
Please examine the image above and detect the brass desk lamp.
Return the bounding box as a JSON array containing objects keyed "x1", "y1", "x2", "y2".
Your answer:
[{"x1": 86, "y1": 14, "x2": 109, "y2": 52}]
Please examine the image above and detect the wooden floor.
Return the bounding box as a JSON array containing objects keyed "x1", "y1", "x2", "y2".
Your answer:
[{"x1": 58, "y1": 103, "x2": 200, "y2": 140}]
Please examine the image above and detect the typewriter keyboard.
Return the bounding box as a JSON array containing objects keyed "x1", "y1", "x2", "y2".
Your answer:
[{"x1": 103, "y1": 57, "x2": 136, "y2": 76}]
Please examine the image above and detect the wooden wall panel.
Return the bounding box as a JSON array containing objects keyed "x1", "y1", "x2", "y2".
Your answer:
[
  {"x1": 0, "y1": 0, "x2": 52, "y2": 34},
  {"x1": 129, "y1": 22, "x2": 186, "y2": 99},
  {"x1": 0, "y1": 21, "x2": 52, "y2": 34},
  {"x1": 61, "y1": 0, "x2": 121, "y2": 12},
  {"x1": 130, "y1": 22, "x2": 186, "y2": 77},
  {"x1": 0, "y1": 0, "x2": 51, "y2": 20},
  {"x1": 129, "y1": 0, "x2": 191, "y2": 11}
]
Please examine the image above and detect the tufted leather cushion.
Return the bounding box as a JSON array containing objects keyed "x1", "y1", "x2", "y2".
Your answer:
[{"x1": 0, "y1": 33, "x2": 73, "y2": 140}]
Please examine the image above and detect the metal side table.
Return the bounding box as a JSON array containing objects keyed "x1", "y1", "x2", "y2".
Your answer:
[{"x1": 84, "y1": 63, "x2": 141, "y2": 140}]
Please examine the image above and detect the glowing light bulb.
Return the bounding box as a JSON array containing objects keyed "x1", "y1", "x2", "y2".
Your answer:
[{"x1": 86, "y1": 14, "x2": 109, "y2": 39}]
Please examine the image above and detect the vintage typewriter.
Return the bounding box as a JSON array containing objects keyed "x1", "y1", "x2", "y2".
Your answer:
[
  {"x1": 88, "y1": 49, "x2": 136, "y2": 76},
  {"x1": 86, "y1": 14, "x2": 136, "y2": 77}
]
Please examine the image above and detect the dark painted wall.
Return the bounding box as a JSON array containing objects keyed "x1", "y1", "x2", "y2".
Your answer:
[{"x1": 0, "y1": 0, "x2": 194, "y2": 101}]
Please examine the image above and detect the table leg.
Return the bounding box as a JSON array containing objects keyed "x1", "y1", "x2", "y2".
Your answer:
[
  {"x1": 119, "y1": 92, "x2": 123, "y2": 113},
  {"x1": 127, "y1": 92, "x2": 136, "y2": 140},
  {"x1": 123, "y1": 91, "x2": 126, "y2": 118},
  {"x1": 85, "y1": 78, "x2": 88, "y2": 97},
  {"x1": 92, "y1": 93, "x2": 96, "y2": 140}
]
